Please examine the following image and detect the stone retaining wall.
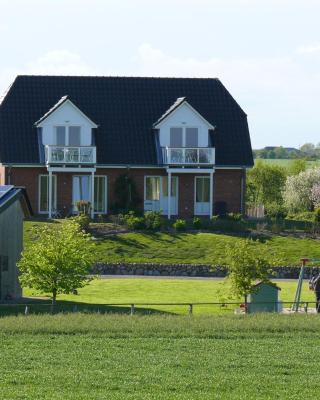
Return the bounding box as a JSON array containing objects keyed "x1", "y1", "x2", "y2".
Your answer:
[{"x1": 92, "y1": 263, "x2": 320, "y2": 279}]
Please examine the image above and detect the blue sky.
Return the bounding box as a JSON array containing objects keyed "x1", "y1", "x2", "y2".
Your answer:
[{"x1": 0, "y1": 0, "x2": 319, "y2": 149}]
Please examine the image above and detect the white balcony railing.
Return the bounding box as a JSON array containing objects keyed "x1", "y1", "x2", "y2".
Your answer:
[
  {"x1": 162, "y1": 147, "x2": 215, "y2": 165},
  {"x1": 45, "y1": 146, "x2": 96, "y2": 164}
]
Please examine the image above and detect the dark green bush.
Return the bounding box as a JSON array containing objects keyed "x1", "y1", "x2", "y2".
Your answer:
[
  {"x1": 265, "y1": 203, "x2": 287, "y2": 219},
  {"x1": 144, "y1": 211, "x2": 162, "y2": 230},
  {"x1": 285, "y1": 211, "x2": 316, "y2": 222},
  {"x1": 71, "y1": 214, "x2": 90, "y2": 231},
  {"x1": 192, "y1": 217, "x2": 201, "y2": 229},
  {"x1": 314, "y1": 208, "x2": 320, "y2": 223},
  {"x1": 124, "y1": 211, "x2": 145, "y2": 230},
  {"x1": 227, "y1": 213, "x2": 243, "y2": 222},
  {"x1": 173, "y1": 219, "x2": 187, "y2": 231}
]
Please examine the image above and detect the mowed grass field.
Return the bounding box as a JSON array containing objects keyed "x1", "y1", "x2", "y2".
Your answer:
[
  {"x1": 22, "y1": 277, "x2": 316, "y2": 315},
  {"x1": 255, "y1": 158, "x2": 320, "y2": 168},
  {"x1": 1, "y1": 313, "x2": 320, "y2": 399},
  {"x1": 24, "y1": 221, "x2": 320, "y2": 265}
]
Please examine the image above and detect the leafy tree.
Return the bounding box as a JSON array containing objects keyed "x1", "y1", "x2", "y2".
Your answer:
[
  {"x1": 246, "y1": 160, "x2": 287, "y2": 206},
  {"x1": 18, "y1": 219, "x2": 94, "y2": 305},
  {"x1": 283, "y1": 168, "x2": 320, "y2": 212},
  {"x1": 300, "y1": 143, "x2": 315, "y2": 157},
  {"x1": 223, "y1": 239, "x2": 277, "y2": 302}
]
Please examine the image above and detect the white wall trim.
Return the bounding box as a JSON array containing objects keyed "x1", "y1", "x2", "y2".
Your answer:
[{"x1": 36, "y1": 99, "x2": 98, "y2": 128}]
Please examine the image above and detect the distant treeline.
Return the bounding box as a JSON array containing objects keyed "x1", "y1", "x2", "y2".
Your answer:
[{"x1": 253, "y1": 143, "x2": 320, "y2": 160}]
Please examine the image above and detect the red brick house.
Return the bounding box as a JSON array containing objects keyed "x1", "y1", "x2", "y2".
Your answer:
[{"x1": 0, "y1": 75, "x2": 253, "y2": 219}]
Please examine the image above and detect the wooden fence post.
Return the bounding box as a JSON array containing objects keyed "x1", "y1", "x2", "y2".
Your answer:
[
  {"x1": 189, "y1": 304, "x2": 193, "y2": 315},
  {"x1": 130, "y1": 304, "x2": 135, "y2": 316}
]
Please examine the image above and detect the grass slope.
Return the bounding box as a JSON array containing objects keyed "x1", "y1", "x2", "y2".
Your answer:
[
  {"x1": 24, "y1": 221, "x2": 320, "y2": 265},
  {"x1": 0, "y1": 314, "x2": 320, "y2": 399}
]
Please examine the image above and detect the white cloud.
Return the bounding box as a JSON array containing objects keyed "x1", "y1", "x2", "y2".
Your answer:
[
  {"x1": 296, "y1": 43, "x2": 320, "y2": 54},
  {"x1": 0, "y1": 50, "x2": 100, "y2": 99},
  {"x1": 25, "y1": 50, "x2": 100, "y2": 76},
  {"x1": 136, "y1": 43, "x2": 313, "y2": 95}
]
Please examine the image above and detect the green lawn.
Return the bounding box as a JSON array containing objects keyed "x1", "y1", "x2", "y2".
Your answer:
[
  {"x1": 0, "y1": 313, "x2": 320, "y2": 399},
  {"x1": 23, "y1": 278, "x2": 316, "y2": 315},
  {"x1": 24, "y1": 220, "x2": 320, "y2": 265}
]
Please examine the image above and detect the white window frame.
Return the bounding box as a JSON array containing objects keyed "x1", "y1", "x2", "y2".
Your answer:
[
  {"x1": 144, "y1": 175, "x2": 179, "y2": 215},
  {"x1": 194, "y1": 176, "x2": 210, "y2": 216},
  {"x1": 170, "y1": 126, "x2": 200, "y2": 147},
  {"x1": 38, "y1": 174, "x2": 57, "y2": 214},
  {"x1": 54, "y1": 125, "x2": 82, "y2": 146},
  {"x1": 72, "y1": 174, "x2": 108, "y2": 214},
  {"x1": 94, "y1": 175, "x2": 108, "y2": 214}
]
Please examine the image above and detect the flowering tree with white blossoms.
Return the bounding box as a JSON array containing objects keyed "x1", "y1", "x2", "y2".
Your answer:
[
  {"x1": 311, "y1": 184, "x2": 320, "y2": 209},
  {"x1": 283, "y1": 168, "x2": 320, "y2": 212}
]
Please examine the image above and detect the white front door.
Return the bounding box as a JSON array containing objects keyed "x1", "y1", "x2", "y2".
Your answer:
[
  {"x1": 195, "y1": 176, "x2": 210, "y2": 215},
  {"x1": 144, "y1": 176, "x2": 178, "y2": 215}
]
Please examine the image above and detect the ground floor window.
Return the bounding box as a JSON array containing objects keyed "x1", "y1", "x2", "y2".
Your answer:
[
  {"x1": 73, "y1": 175, "x2": 107, "y2": 213},
  {"x1": 39, "y1": 174, "x2": 57, "y2": 213},
  {"x1": 144, "y1": 176, "x2": 178, "y2": 215},
  {"x1": 94, "y1": 176, "x2": 107, "y2": 213}
]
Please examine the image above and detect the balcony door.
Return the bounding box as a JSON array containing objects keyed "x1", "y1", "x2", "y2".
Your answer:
[
  {"x1": 144, "y1": 176, "x2": 178, "y2": 215},
  {"x1": 195, "y1": 176, "x2": 210, "y2": 215},
  {"x1": 72, "y1": 175, "x2": 107, "y2": 213}
]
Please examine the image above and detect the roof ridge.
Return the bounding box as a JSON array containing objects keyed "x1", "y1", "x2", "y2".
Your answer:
[{"x1": 16, "y1": 74, "x2": 220, "y2": 80}]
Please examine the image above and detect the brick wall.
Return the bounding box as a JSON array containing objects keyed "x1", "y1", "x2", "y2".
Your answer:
[
  {"x1": 6, "y1": 166, "x2": 245, "y2": 217},
  {"x1": 214, "y1": 169, "x2": 245, "y2": 213}
]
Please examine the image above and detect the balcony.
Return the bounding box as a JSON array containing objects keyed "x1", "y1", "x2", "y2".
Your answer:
[
  {"x1": 45, "y1": 146, "x2": 96, "y2": 165},
  {"x1": 162, "y1": 147, "x2": 215, "y2": 165}
]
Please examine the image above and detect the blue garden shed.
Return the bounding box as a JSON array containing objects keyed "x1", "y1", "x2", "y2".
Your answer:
[{"x1": 247, "y1": 281, "x2": 281, "y2": 313}]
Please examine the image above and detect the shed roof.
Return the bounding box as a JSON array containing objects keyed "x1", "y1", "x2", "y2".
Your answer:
[
  {"x1": 0, "y1": 185, "x2": 32, "y2": 216},
  {"x1": 253, "y1": 280, "x2": 281, "y2": 291}
]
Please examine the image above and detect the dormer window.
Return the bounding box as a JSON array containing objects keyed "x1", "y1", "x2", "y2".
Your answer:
[
  {"x1": 55, "y1": 126, "x2": 81, "y2": 146},
  {"x1": 170, "y1": 127, "x2": 198, "y2": 148}
]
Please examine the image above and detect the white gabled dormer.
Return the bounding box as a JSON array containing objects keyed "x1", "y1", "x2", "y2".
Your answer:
[
  {"x1": 153, "y1": 97, "x2": 215, "y2": 165},
  {"x1": 35, "y1": 96, "x2": 98, "y2": 166}
]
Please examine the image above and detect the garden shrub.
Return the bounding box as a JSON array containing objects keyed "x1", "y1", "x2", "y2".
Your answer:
[
  {"x1": 227, "y1": 213, "x2": 243, "y2": 222},
  {"x1": 124, "y1": 211, "x2": 145, "y2": 230},
  {"x1": 211, "y1": 216, "x2": 246, "y2": 233},
  {"x1": 71, "y1": 213, "x2": 90, "y2": 231},
  {"x1": 285, "y1": 211, "x2": 316, "y2": 222},
  {"x1": 265, "y1": 203, "x2": 287, "y2": 219},
  {"x1": 173, "y1": 219, "x2": 187, "y2": 231},
  {"x1": 192, "y1": 217, "x2": 201, "y2": 229},
  {"x1": 314, "y1": 208, "x2": 320, "y2": 223},
  {"x1": 144, "y1": 211, "x2": 162, "y2": 230}
]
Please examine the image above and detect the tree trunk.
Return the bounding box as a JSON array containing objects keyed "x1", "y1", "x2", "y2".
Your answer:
[
  {"x1": 244, "y1": 293, "x2": 248, "y2": 314},
  {"x1": 51, "y1": 288, "x2": 57, "y2": 314}
]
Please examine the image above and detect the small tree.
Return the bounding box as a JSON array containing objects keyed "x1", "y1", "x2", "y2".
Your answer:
[
  {"x1": 223, "y1": 239, "x2": 277, "y2": 303},
  {"x1": 18, "y1": 219, "x2": 94, "y2": 305},
  {"x1": 246, "y1": 160, "x2": 287, "y2": 207}
]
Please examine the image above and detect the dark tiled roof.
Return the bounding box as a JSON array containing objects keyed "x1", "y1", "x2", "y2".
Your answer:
[
  {"x1": 153, "y1": 96, "x2": 186, "y2": 126},
  {"x1": 0, "y1": 75, "x2": 253, "y2": 166},
  {"x1": 34, "y1": 95, "x2": 69, "y2": 125}
]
